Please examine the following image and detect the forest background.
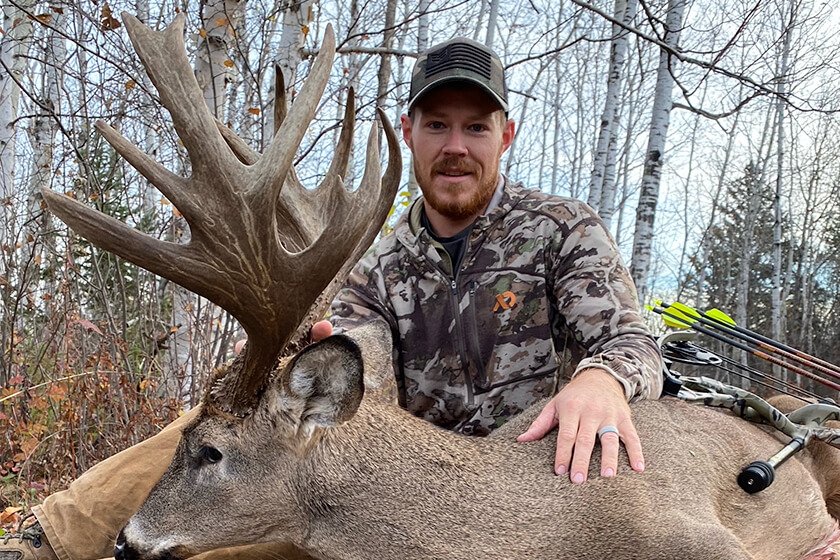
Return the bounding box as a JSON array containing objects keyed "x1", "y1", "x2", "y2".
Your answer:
[{"x1": 2, "y1": 0, "x2": 840, "y2": 511}]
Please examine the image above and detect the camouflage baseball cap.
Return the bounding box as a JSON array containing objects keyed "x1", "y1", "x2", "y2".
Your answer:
[{"x1": 408, "y1": 37, "x2": 508, "y2": 113}]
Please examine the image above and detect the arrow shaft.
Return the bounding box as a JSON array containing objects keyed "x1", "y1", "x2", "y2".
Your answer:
[
  {"x1": 655, "y1": 307, "x2": 840, "y2": 392},
  {"x1": 693, "y1": 312, "x2": 840, "y2": 383},
  {"x1": 687, "y1": 342, "x2": 821, "y2": 401},
  {"x1": 691, "y1": 305, "x2": 840, "y2": 377}
]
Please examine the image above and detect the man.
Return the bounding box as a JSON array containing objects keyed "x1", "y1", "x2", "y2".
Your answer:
[
  {"x1": 1, "y1": 38, "x2": 661, "y2": 560},
  {"x1": 319, "y1": 37, "x2": 661, "y2": 481}
]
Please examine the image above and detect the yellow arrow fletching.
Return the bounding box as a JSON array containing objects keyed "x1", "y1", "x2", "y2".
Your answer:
[
  {"x1": 706, "y1": 308, "x2": 736, "y2": 326},
  {"x1": 656, "y1": 305, "x2": 696, "y2": 329},
  {"x1": 671, "y1": 301, "x2": 701, "y2": 320}
]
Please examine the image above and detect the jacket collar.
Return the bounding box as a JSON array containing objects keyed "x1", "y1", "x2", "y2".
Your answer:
[{"x1": 395, "y1": 175, "x2": 528, "y2": 261}]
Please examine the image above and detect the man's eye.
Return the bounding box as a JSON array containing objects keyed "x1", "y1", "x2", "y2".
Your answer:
[
  {"x1": 469, "y1": 124, "x2": 487, "y2": 132},
  {"x1": 428, "y1": 121, "x2": 445, "y2": 129}
]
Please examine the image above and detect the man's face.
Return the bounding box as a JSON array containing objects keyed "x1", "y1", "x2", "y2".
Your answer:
[{"x1": 401, "y1": 85, "x2": 515, "y2": 222}]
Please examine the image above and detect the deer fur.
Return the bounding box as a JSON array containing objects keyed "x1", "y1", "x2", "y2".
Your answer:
[{"x1": 117, "y1": 322, "x2": 840, "y2": 560}]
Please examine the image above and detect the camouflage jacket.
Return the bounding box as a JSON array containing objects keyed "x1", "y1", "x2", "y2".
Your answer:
[{"x1": 331, "y1": 178, "x2": 663, "y2": 436}]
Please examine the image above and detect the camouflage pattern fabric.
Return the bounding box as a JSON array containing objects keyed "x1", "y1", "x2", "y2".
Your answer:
[
  {"x1": 678, "y1": 376, "x2": 840, "y2": 449},
  {"x1": 331, "y1": 177, "x2": 663, "y2": 436}
]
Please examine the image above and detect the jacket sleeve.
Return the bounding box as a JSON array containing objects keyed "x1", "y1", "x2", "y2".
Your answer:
[
  {"x1": 329, "y1": 252, "x2": 403, "y2": 403},
  {"x1": 548, "y1": 201, "x2": 663, "y2": 402},
  {"x1": 329, "y1": 251, "x2": 396, "y2": 335}
]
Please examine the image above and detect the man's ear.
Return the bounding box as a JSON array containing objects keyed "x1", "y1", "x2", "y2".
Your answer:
[
  {"x1": 400, "y1": 113, "x2": 414, "y2": 150},
  {"x1": 501, "y1": 118, "x2": 516, "y2": 153},
  {"x1": 285, "y1": 334, "x2": 365, "y2": 429}
]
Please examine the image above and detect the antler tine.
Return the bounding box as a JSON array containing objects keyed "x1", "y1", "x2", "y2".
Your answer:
[
  {"x1": 283, "y1": 108, "x2": 401, "y2": 356},
  {"x1": 121, "y1": 13, "x2": 239, "y2": 195},
  {"x1": 44, "y1": 13, "x2": 401, "y2": 418},
  {"x1": 273, "y1": 89, "x2": 356, "y2": 252},
  {"x1": 249, "y1": 26, "x2": 336, "y2": 215}
]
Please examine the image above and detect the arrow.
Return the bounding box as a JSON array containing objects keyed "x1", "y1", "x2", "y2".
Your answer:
[
  {"x1": 658, "y1": 301, "x2": 840, "y2": 383},
  {"x1": 663, "y1": 340, "x2": 821, "y2": 402},
  {"x1": 649, "y1": 304, "x2": 840, "y2": 393}
]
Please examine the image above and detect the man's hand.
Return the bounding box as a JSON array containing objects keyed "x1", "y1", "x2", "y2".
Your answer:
[{"x1": 516, "y1": 368, "x2": 644, "y2": 483}]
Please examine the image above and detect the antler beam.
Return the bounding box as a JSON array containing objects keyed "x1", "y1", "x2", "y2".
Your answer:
[{"x1": 43, "y1": 13, "x2": 401, "y2": 416}]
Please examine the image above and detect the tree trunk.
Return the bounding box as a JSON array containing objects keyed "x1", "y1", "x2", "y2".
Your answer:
[
  {"x1": 630, "y1": 0, "x2": 685, "y2": 307},
  {"x1": 0, "y1": 0, "x2": 35, "y2": 243},
  {"x1": 588, "y1": 0, "x2": 637, "y2": 213},
  {"x1": 771, "y1": 0, "x2": 794, "y2": 378},
  {"x1": 693, "y1": 109, "x2": 740, "y2": 309},
  {"x1": 484, "y1": 0, "x2": 500, "y2": 50},
  {"x1": 195, "y1": 0, "x2": 242, "y2": 119},
  {"x1": 264, "y1": 0, "x2": 313, "y2": 142},
  {"x1": 22, "y1": 7, "x2": 66, "y2": 313},
  {"x1": 505, "y1": 61, "x2": 548, "y2": 177}
]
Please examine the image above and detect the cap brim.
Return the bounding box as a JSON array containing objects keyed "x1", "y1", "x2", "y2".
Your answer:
[{"x1": 408, "y1": 76, "x2": 508, "y2": 113}]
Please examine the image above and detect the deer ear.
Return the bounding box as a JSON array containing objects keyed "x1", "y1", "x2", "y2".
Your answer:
[{"x1": 286, "y1": 335, "x2": 365, "y2": 428}]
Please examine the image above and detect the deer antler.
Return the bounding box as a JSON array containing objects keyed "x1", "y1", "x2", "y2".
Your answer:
[{"x1": 42, "y1": 13, "x2": 401, "y2": 416}]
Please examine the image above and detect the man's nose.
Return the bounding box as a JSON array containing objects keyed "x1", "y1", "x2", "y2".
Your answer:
[{"x1": 442, "y1": 129, "x2": 468, "y2": 156}]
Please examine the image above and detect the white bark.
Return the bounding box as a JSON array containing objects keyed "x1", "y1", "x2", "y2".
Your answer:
[
  {"x1": 771, "y1": 0, "x2": 794, "y2": 365},
  {"x1": 417, "y1": 0, "x2": 431, "y2": 50},
  {"x1": 588, "y1": 0, "x2": 637, "y2": 213},
  {"x1": 136, "y1": 0, "x2": 159, "y2": 217},
  {"x1": 505, "y1": 61, "x2": 548, "y2": 177},
  {"x1": 695, "y1": 109, "x2": 740, "y2": 309},
  {"x1": 630, "y1": 0, "x2": 685, "y2": 307},
  {"x1": 0, "y1": 0, "x2": 35, "y2": 242},
  {"x1": 485, "y1": 0, "x2": 500, "y2": 50},
  {"x1": 472, "y1": 0, "x2": 488, "y2": 42},
  {"x1": 404, "y1": 0, "x2": 432, "y2": 204},
  {"x1": 19, "y1": 8, "x2": 66, "y2": 307},
  {"x1": 195, "y1": 0, "x2": 242, "y2": 119},
  {"x1": 264, "y1": 0, "x2": 313, "y2": 141},
  {"x1": 378, "y1": 0, "x2": 398, "y2": 109}
]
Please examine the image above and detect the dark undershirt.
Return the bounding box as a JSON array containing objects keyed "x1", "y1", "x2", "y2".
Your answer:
[{"x1": 421, "y1": 207, "x2": 473, "y2": 275}]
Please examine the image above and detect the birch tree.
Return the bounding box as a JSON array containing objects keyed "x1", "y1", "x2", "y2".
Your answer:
[
  {"x1": 264, "y1": 0, "x2": 314, "y2": 142},
  {"x1": 630, "y1": 0, "x2": 686, "y2": 306},
  {"x1": 588, "y1": 0, "x2": 637, "y2": 216},
  {"x1": 0, "y1": 0, "x2": 35, "y2": 245},
  {"x1": 770, "y1": 0, "x2": 795, "y2": 366}
]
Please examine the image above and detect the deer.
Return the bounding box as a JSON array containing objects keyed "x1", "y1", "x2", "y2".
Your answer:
[{"x1": 42, "y1": 13, "x2": 840, "y2": 560}]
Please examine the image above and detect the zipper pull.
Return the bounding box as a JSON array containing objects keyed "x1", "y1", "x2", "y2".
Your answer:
[{"x1": 451, "y1": 279, "x2": 457, "y2": 295}]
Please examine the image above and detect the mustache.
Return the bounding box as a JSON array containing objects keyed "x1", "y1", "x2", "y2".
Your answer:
[{"x1": 431, "y1": 158, "x2": 476, "y2": 175}]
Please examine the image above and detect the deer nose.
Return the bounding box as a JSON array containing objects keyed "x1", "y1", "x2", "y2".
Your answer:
[{"x1": 115, "y1": 529, "x2": 138, "y2": 560}]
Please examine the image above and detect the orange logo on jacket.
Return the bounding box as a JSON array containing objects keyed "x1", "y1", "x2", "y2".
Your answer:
[{"x1": 493, "y1": 291, "x2": 517, "y2": 312}]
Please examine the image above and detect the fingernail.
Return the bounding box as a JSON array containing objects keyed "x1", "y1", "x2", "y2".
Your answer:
[
  {"x1": 572, "y1": 472, "x2": 585, "y2": 484},
  {"x1": 635, "y1": 461, "x2": 645, "y2": 471},
  {"x1": 602, "y1": 467, "x2": 614, "y2": 477},
  {"x1": 555, "y1": 465, "x2": 567, "y2": 476}
]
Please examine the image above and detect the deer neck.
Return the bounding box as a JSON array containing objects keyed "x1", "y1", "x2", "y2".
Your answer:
[{"x1": 295, "y1": 396, "x2": 566, "y2": 560}]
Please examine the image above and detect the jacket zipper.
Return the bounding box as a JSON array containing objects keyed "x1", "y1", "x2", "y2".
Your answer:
[
  {"x1": 467, "y1": 281, "x2": 488, "y2": 390},
  {"x1": 449, "y1": 278, "x2": 475, "y2": 406}
]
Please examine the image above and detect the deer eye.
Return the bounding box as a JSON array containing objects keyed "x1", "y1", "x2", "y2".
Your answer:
[{"x1": 198, "y1": 446, "x2": 223, "y2": 465}]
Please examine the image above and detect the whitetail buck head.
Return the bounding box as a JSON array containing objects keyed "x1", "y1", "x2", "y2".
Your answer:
[{"x1": 42, "y1": 11, "x2": 400, "y2": 560}]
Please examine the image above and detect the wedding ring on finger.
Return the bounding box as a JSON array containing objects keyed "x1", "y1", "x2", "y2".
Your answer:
[{"x1": 597, "y1": 425, "x2": 620, "y2": 439}]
